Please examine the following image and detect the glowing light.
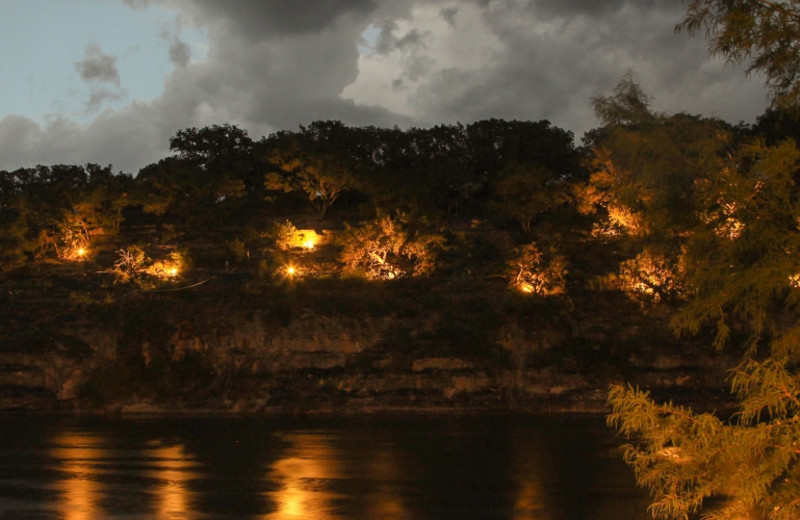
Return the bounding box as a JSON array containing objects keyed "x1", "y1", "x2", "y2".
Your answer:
[
  {"x1": 52, "y1": 433, "x2": 105, "y2": 520},
  {"x1": 168, "y1": 267, "x2": 178, "y2": 277},
  {"x1": 266, "y1": 434, "x2": 342, "y2": 519},
  {"x1": 76, "y1": 248, "x2": 86, "y2": 257},
  {"x1": 151, "y1": 444, "x2": 198, "y2": 518},
  {"x1": 287, "y1": 266, "x2": 296, "y2": 276},
  {"x1": 303, "y1": 240, "x2": 315, "y2": 250}
]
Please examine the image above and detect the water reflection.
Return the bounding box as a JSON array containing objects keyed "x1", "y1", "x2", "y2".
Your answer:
[
  {"x1": 0, "y1": 415, "x2": 650, "y2": 520},
  {"x1": 264, "y1": 431, "x2": 413, "y2": 520},
  {"x1": 513, "y1": 475, "x2": 549, "y2": 520},
  {"x1": 265, "y1": 433, "x2": 343, "y2": 519},
  {"x1": 51, "y1": 433, "x2": 105, "y2": 520},
  {"x1": 150, "y1": 443, "x2": 197, "y2": 518},
  {"x1": 49, "y1": 430, "x2": 202, "y2": 519}
]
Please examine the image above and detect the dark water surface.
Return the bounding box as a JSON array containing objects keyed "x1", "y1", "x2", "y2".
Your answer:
[{"x1": 0, "y1": 413, "x2": 651, "y2": 519}]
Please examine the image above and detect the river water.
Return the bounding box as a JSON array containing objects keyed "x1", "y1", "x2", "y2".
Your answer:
[{"x1": 0, "y1": 413, "x2": 651, "y2": 520}]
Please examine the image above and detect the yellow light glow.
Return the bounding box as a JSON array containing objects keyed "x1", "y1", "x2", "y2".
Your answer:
[
  {"x1": 303, "y1": 240, "x2": 315, "y2": 250},
  {"x1": 52, "y1": 433, "x2": 105, "y2": 520},
  {"x1": 266, "y1": 434, "x2": 342, "y2": 520},
  {"x1": 151, "y1": 444, "x2": 198, "y2": 518},
  {"x1": 287, "y1": 266, "x2": 296, "y2": 275},
  {"x1": 168, "y1": 267, "x2": 178, "y2": 277},
  {"x1": 77, "y1": 248, "x2": 86, "y2": 257}
]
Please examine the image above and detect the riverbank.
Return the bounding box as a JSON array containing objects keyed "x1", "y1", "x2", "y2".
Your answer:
[{"x1": 1, "y1": 255, "x2": 739, "y2": 416}]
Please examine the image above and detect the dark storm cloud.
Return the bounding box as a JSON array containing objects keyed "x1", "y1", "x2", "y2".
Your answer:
[
  {"x1": 74, "y1": 42, "x2": 121, "y2": 85},
  {"x1": 186, "y1": 0, "x2": 378, "y2": 39}
]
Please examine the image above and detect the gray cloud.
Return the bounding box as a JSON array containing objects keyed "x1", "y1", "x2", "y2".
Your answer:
[
  {"x1": 376, "y1": 23, "x2": 427, "y2": 54},
  {"x1": 75, "y1": 42, "x2": 121, "y2": 85},
  {"x1": 169, "y1": 38, "x2": 191, "y2": 67},
  {"x1": 348, "y1": 0, "x2": 767, "y2": 137},
  {"x1": 86, "y1": 87, "x2": 125, "y2": 113},
  {"x1": 0, "y1": 0, "x2": 771, "y2": 174},
  {"x1": 182, "y1": 0, "x2": 378, "y2": 40}
]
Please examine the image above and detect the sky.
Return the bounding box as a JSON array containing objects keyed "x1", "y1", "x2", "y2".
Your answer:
[{"x1": 0, "y1": 0, "x2": 770, "y2": 174}]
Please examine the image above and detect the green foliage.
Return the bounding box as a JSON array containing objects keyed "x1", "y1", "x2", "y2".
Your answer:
[
  {"x1": 591, "y1": 70, "x2": 655, "y2": 127},
  {"x1": 262, "y1": 129, "x2": 354, "y2": 218},
  {"x1": 267, "y1": 219, "x2": 298, "y2": 251},
  {"x1": 673, "y1": 138, "x2": 800, "y2": 353},
  {"x1": 599, "y1": 66, "x2": 800, "y2": 520},
  {"x1": 678, "y1": 0, "x2": 800, "y2": 110},
  {"x1": 491, "y1": 161, "x2": 572, "y2": 234},
  {"x1": 584, "y1": 87, "x2": 735, "y2": 244},
  {"x1": 608, "y1": 382, "x2": 800, "y2": 520}
]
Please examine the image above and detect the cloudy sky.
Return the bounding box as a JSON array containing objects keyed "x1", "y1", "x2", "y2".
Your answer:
[{"x1": 1, "y1": 0, "x2": 769, "y2": 174}]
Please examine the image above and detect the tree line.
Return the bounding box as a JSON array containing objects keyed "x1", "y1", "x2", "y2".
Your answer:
[{"x1": 0, "y1": 118, "x2": 583, "y2": 276}]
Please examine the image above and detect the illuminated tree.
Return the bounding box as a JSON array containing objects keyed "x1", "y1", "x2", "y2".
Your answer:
[
  {"x1": 606, "y1": 112, "x2": 800, "y2": 519},
  {"x1": 582, "y1": 75, "x2": 734, "y2": 244},
  {"x1": 507, "y1": 242, "x2": 567, "y2": 296},
  {"x1": 112, "y1": 246, "x2": 186, "y2": 287},
  {"x1": 338, "y1": 215, "x2": 445, "y2": 279},
  {"x1": 268, "y1": 220, "x2": 299, "y2": 251},
  {"x1": 113, "y1": 246, "x2": 149, "y2": 284},
  {"x1": 617, "y1": 249, "x2": 685, "y2": 305}
]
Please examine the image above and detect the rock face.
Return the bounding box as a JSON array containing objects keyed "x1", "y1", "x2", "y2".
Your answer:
[
  {"x1": 0, "y1": 262, "x2": 736, "y2": 414},
  {"x1": 0, "y1": 308, "x2": 735, "y2": 414}
]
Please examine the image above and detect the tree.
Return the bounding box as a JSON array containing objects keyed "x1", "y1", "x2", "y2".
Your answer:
[
  {"x1": 507, "y1": 242, "x2": 567, "y2": 296},
  {"x1": 338, "y1": 214, "x2": 445, "y2": 279},
  {"x1": 262, "y1": 129, "x2": 353, "y2": 219},
  {"x1": 492, "y1": 161, "x2": 572, "y2": 235},
  {"x1": 136, "y1": 134, "x2": 246, "y2": 231},
  {"x1": 604, "y1": 95, "x2": 800, "y2": 518},
  {"x1": 678, "y1": 0, "x2": 800, "y2": 109},
  {"x1": 70, "y1": 164, "x2": 133, "y2": 236}
]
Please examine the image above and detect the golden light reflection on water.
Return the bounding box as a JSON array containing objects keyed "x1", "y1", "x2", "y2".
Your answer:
[
  {"x1": 51, "y1": 433, "x2": 105, "y2": 520},
  {"x1": 263, "y1": 434, "x2": 412, "y2": 520},
  {"x1": 150, "y1": 444, "x2": 198, "y2": 519},
  {"x1": 50, "y1": 432, "x2": 201, "y2": 520},
  {"x1": 264, "y1": 434, "x2": 342, "y2": 520},
  {"x1": 513, "y1": 475, "x2": 550, "y2": 520}
]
